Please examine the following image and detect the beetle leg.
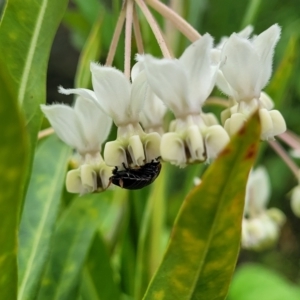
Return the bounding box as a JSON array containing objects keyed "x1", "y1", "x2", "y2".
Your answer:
[{"x1": 119, "y1": 178, "x2": 124, "y2": 188}]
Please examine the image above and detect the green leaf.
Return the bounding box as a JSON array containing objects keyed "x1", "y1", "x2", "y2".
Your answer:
[
  {"x1": 142, "y1": 112, "x2": 261, "y2": 300},
  {"x1": 80, "y1": 233, "x2": 121, "y2": 300},
  {"x1": 228, "y1": 264, "x2": 300, "y2": 300},
  {"x1": 135, "y1": 165, "x2": 167, "y2": 299},
  {"x1": 0, "y1": 66, "x2": 28, "y2": 299},
  {"x1": 37, "y1": 194, "x2": 107, "y2": 300},
  {"x1": 75, "y1": 14, "x2": 103, "y2": 89},
  {"x1": 0, "y1": 0, "x2": 69, "y2": 196},
  {"x1": 18, "y1": 136, "x2": 71, "y2": 300},
  {"x1": 265, "y1": 36, "x2": 298, "y2": 109}
]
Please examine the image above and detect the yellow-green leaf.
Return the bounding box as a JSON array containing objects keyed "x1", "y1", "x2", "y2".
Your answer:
[
  {"x1": 18, "y1": 136, "x2": 71, "y2": 300},
  {"x1": 0, "y1": 69, "x2": 28, "y2": 300},
  {"x1": 0, "y1": 0, "x2": 69, "y2": 196},
  {"x1": 37, "y1": 194, "x2": 107, "y2": 300},
  {"x1": 143, "y1": 112, "x2": 261, "y2": 300}
]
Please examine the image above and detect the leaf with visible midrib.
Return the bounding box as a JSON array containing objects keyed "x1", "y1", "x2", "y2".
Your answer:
[
  {"x1": 18, "y1": 136, "x2": 71, "y2": 300},
  {"x1": 0, "y1": 0, "x2": 69, "y2": 205},
  {"x1": 0, "y1": 73, "x2": 28, "y2": 300},
  {"x1": 142, "y1": 112, "x2": 261, "y2": 300}
]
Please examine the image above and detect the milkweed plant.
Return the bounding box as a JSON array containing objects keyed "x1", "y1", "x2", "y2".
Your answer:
[{"x1": 1, "y1": 0, "x2": 300, "y2": 299}]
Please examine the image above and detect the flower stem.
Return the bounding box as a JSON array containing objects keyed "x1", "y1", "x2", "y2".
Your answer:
[
  {"x1": 204, "y1": 97, "x2": 229, "y2": 108},
  {"x1": 133, "y1": 4, "x2": 144, "y2": 54},
  {"x1": 124, "y1": 0, "x2": 134, "y2": 78},
  {"x1": 38, "y1": 127, "x2": 54, "y2": 139},
  {"x1": 105, "y1": 5, "x2": 126, "y2": 66},
  {"x1": 268, "y1": 140, "x2": 299, "y2": 178},
  {"x1": 146, "y1": 0, "x2": 201, "y2": 42},
  {"x1": 135, "y1": 0, "x2": 172, "y2": 58},
  {"x1": 278, "y1": 130, "x2": 300, "y2": 150}
]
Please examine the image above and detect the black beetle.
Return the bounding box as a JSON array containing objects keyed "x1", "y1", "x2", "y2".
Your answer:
[{"x1": 109, "y1": 159, "x2": 161, "y2": 190}]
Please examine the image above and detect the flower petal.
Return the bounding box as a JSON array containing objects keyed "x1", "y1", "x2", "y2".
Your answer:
[
  {"x1": 179, "y1": 34, "x2": 218, "y2": 106},
  {"x1": 221, "y1": 33, "x2": 262, "y2": 101},
  {"x1": 130, "y1": 70, "x2": 148, "y2": 120},
  {"x1": 74, "y1": 96, "x2": 112, "y2": 151},
  {"x1": 90, "y1": 63, "x2": 131, "y2": 124},
  {"x1": 252, "y1": 24, "x2": 281, "y2": 89},
  {"x1": 41, "y1": 104, "x2": 84, "y2": 150},
  {"x1": 140, "y1": 54, "x2": 190, "y2": 117},
  {"x1": 58, "y1": 86, "x2": 98, "y2": 103}
]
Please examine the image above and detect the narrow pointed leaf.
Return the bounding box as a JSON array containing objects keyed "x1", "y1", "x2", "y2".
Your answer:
[
  {"x1": 135, "y1": 166, "x2": 167, "y2": 299},
  {"x1": 143, "y1": 112, "x2": 261, "y2": 300},
  {"x1": 0, "y1": 0, "x2": 69, "y2": 196},
  {"x1": 37, "y1": 194, "x2": 106, "y2": 300},
  {"x1": 80, "y1": 233, "x2": 121, "y2": 300},
  {"x1": 18, "y1": 136, "x2": 71, "y2": 300},
  {"x1": 0, "y1": 74, "x2": 28, "y2": 300}
]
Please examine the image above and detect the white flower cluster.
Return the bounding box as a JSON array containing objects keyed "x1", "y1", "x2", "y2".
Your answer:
[
  {"x1": 242, "y1": 167, "x2": 285, "y2": 251},
  {"x1": 41, "y1": 24, "x2": 286, "y2": 193}
]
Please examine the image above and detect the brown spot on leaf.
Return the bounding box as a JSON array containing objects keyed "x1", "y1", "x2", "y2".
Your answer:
[
  {"x1": 245, "y1": 143, "x2": 256, "y2": 160},
  {"x1": 219, "y1": 147, "x2": 231, "y2": 157}
]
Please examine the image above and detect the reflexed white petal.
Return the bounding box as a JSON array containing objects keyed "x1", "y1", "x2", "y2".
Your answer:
[
  {"x1": 58, "y1": 86, "x2": 98, "y2": 103},
  {"x1": 179, "y1": 34, "x2": 217, "y2": 106},
  {"x1": 143, "y1": 132, "x2": 161, "y2": 162},
  {"x1": 221, "y1": 34, "x2": 262, "y2": 101},
  {"x1": 245, "y1": 167, "x2": 270, "y2": 215},
  {"x1": 66, "y1": 169, "x2": 82, "y2": 193},
  {"x1": 269, "y1": 110, "x2": 286, "y2": 136},
  {"x1": 128, "y1": 135, "x2": 145, "y2": 166},
  {"x1": 142, "y1": 54, "x2": 190, "y2": 117},
  {"x1": 238, "y1": 25, "x2": 254, "y2": 39},
  {"x1": 160, "y1": 132, "x2": 186, "y2": 167},
  {"x1": 104, "y1": 140, "x2": 127, "y2": 167},
  {"x1": 130, "y1": 70, "x2": 147, "y2": 120},
  {"x1": 131, "y1": 60, "x2": 144, "y2": 81},
  {"x1": 90, "y1": 63, "x2": 131, "y2": 124},
  {"x1": 140, "y1": 92, "x2": 167, "y2": 130},
  {"x1": 291, "y1": 185, "x2": 300, "y2": 217},
  {"x1": 215, "y1": 70, "x2": 235, "y2": 97},
  {"x1": 185, "y1": 125, "x2": 205, "y2": 162},
  {"x1": 252, "y1": 24, "x2": 281, "y2": 89},
  {"x1": 75, "y1": 97, "x2": 112, "y2": 152},
  {"x1": 204, "y1": 125, "x2": 230, "y2": 160},
  {"x1": 41, "y1": 104, "x2": 84, "y2": 150}
]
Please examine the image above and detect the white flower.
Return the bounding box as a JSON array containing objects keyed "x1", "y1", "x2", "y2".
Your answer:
[
  {"x1": 219, "y1": 24, "x2": 281, "y2": 102},
  {"x1": 216, "y1": 25, "x2": 286, "y2": 141},
  {"x1": 242, "y1": 167, "x2": 285, "y2": 251},
  {"x1": 89, "y1": 63, "x2": 161, "y2": 168},
  {"x1": 140, "y1": 34, "x2": 229, "y2": 167},
  {"x1": 132, "y1": 61, "x2": 167, "y2": 135},
  {"x1": 41, "y1": 91, "x2": 113, "y2": 194}
]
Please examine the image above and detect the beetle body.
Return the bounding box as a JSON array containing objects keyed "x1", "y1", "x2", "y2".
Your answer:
[{"x1": 109, "y1": 160, "x2": 161, "y2": 190}]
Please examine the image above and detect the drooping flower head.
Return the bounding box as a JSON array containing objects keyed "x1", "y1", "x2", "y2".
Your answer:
[
  {"x1": 41, "y1": 91, "x2": 113, "y2": 194},
  {"x1": 140, "y1": 34, "x2": 229, "y2": 167},
  {"x1": 89, "y1": 62, "x2": 161, "y2": 169},
  {"x1": 216, "y1": 24, "x2": 286, "y2": 140},
  {"x1": 242, "y1": 167, "x2": 285, "y2": 251}
]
